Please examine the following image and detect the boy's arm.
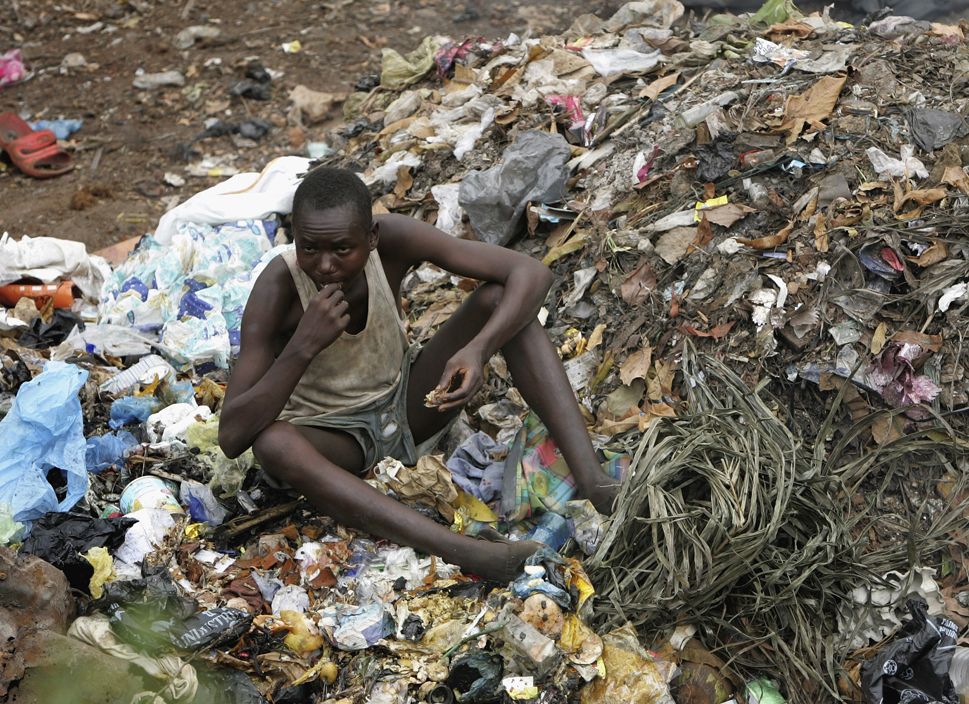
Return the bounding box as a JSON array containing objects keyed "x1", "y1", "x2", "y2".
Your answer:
[
  {"x1": 219, "y1": 259, "x2": 350, "y2": 458},
  {"x1": 377, "y1": 213, "x2": 554, "y2": 409}
]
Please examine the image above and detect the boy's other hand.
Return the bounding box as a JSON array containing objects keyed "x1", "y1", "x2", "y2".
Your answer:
[
  {"x1": 427, "y1": 347, "x2": 484, "y2": 411},
  {"x1": 293, "y1": 284, "x2": 350, "y2": 357}
]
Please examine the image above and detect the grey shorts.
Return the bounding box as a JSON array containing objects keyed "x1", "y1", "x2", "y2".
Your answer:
[{"x1": 287, "y1": 344, "x2": 450, "y2": 470}]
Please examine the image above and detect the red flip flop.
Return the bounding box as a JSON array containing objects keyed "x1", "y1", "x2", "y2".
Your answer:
[{"x1": 0, "y1": 112, "x2": 74, "y2": 178}]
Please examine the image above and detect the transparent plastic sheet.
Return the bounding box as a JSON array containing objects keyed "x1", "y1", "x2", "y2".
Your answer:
[{"x1": 459, "y1": 130, "x2": 572, "y2": 246}]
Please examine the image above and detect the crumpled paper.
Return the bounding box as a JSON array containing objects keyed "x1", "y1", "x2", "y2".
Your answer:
[{"x1": 836, "y1": 567, "x2": 946, "y2": 651}]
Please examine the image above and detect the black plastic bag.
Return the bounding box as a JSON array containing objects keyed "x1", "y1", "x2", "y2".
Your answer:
[
  {"x1": 20, "y1": 512, "x2": 136, "y2": 593},
  {"x1": 447, "y1": 650, "x2": 503, "y2": 703},
  {"x1": 17, "y1": 309, "x2": 85, "y2": 349},
  {"x1": 695, "y1": 135, "x2": 737, "y2": 183},
  {"x1": 861, "y1": 598, "x2": 958, "y2": 704},
  {"x1": 908, "y1": 109, "x2": 969, "y2": 153},
  {"x1": 196, "y1": 665, "x2": 269, "y2": 704}
]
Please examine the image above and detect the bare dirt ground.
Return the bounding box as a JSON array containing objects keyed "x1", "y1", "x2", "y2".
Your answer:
[{"x1": 0, "y1": 0, "x2": 617, "y2": 252}]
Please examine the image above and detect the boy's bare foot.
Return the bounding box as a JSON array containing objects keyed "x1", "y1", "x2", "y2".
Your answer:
[{"x1": 581, "y1": 480, "x2": 621, "y2": 516}]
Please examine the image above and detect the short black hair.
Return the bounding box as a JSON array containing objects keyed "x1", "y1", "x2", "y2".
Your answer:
[{"x1": 292, "y1": 167, "x2": 373, "y2": 233}]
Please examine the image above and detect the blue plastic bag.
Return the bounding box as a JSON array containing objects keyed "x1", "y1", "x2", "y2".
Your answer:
[
  {"x1": 109, "y1": 395, "x2": 160, "y2": 429},
  {"x1": 28, "y1": 118, "x2": 83, "y2": 139},
  {"x1": 180, "y1": 480, "x2": 226, "y2": 526},
  {"x1": 85, "y1": 431, "x2": 139, "y2": 473},
  {"x1": 0, "y1": 362, "x2": 89, "y2": 528}
]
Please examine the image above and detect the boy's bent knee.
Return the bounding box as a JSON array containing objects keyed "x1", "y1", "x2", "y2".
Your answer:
[{"x1": 251, "y1": 421, "x2": 297, "y2": 465}]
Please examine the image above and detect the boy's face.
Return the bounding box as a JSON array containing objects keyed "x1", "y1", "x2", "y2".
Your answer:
[{"x1": 293, "y1": 206, "x2": 377, "y2": 291}]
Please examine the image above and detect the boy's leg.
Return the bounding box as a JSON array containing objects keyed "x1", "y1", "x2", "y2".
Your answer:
[
  {"x1": 407, "y1": 284, "x2": 620, "y2": 514},
  {"x1": 251, "y1": 420, "x2": 539, "y2": 582}
]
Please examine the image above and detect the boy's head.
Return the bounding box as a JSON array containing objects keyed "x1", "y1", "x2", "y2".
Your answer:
[
  {"x1": 292, "y1": 167, "x2": 373, "y2": 233},
  {"x1": 291, "y1": 167, "x2": 376, "y2": 290}
]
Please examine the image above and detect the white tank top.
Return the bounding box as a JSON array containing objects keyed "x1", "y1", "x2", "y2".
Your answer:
[{"x1": 276, "y1": 247, "x2": 409, "y2": 420}]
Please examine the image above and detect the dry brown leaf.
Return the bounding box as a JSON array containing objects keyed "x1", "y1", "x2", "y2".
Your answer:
[
  {"x1": 891, "y1": 330, "x2": 943, "y2": 352},
  {"x1": 637, "y1": 401, "x2": 677, "y2": 431},
  {"x1": 894, "y1": 183, "x2": 946, "y2": 216},
  {"x1": 871, "y1": 322, "x2": 888, "y2": 355},
  {"x1": 814, "y1": 210, "x2": 828, "y2": 253},
  {"x1": 705, "y1": 203, "x2": 756, "y2": 228},
  {"x1": 394, "y1": 166, "x2": 413, "y2": 198},
  {"x1": 942, "y1": 165, "x2": 969, "y2": 195},
  {"x1": 779, "y1": 75, "x2": 847, "y2": 142},
  {"x1": 677, "y1": 321, "x2": 736, "y2": 339},
  {"x1": 639, "y1": 72, "x2": 680, "y2": 101},
  {"x1": 872, "y1": 415, "x2": 905, "y2": 446},
  {"x1": 766, "y1": 19, "x2": 814, "y2": 40},
  {"x1": 542, "y1": 233, "x2": 588, "y2": 266},
  {"x1": 620, "y1": 259, "x2": 657, "y2": 307},
  {"x1": 587, "y1": 323, "x2": 606, "y2": 351},
  {"x1": 916, "y1": 241, "x2": 948, "y2": 267},
  {"x1": 690, "y1": 213, "x2": 713, "y2": 253},
  {"x1": 647, "y1": 358, "x2": 675, "y2": 401},
  {"x1": 738, "y1": 222, "x2": 793, "y2": 251},
  {"x1": 620, "y1": 347, "x2": 652, "y2": 385},
  {"x1": 930, "y1": 22, "x2": 965, "y2": 38}
]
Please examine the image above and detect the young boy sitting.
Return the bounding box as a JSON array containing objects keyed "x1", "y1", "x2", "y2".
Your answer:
[{"x1": 219, "y1": 167, "x2": 619, "y2": 583}]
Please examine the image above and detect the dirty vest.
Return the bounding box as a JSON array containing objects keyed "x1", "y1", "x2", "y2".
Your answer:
[{"x1": 277, "y1": 247, "x2": 409, "y2": 420}]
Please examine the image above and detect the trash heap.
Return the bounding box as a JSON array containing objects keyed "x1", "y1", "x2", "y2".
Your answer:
[{"x1": 2, "y1": 0, "x2": 969, "y2": 703}]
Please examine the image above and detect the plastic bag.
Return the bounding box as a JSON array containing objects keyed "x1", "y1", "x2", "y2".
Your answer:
[
  {"x1": 380, "y1": 36, "x2": 440, "y2": 89},
  {"x1": 180, "y1": 480, "x2": 227, "y2": 526},
  {"x1": 0, "y1": 361, "x2": 90, "y2": 527},
  {"x1": 20, "y1": 512, "x2": 136, "y2": 593},
  {"x1": 459, "y1": 130, "x2": 572, "y2": 246},
  {"x1": 447, "y1": 651, "x2": 504, "y2": 704},
  {"x1": 907, "y1": 109, "x2": 969, "y2": 153},
  {"x1": 84, "y1": 545, "x2": 116, "y2": 599},
  {"x1": 54, "y1": 323, "x2": 158, "y2": 359},
  {"x1": 17, "y1": 309, "x2": 85, "y2": 349},
  {"x1": 186, "y1": 416, "x2": 255, "y2": 497},
  {"x1": 866, "y1": 146, "x2": 928, "y2": 181},
  {"x1": 318, "y1": 602, "x2": 396, "y2": 651},
  {"x1": 861, "y1": 599, "x2": 958, "y2": 704},
  {"x1": 86, "y1": 431, "x2": 140, "y2": 473},
  {"x1": 0, "y1": 48, "x2": 27, "y2": 89},
  {"x1": 580, "y1": 48, "x2": 662, "y2": 76},
  {"x1": 566, "y1": 499, "x2": 606, "y2": 556},
  {"x1": 110, "y1": 396, "x2": 162, "y2": 429}
]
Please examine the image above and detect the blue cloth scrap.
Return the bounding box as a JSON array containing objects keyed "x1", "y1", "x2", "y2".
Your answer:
[{"x1": 446, "y1": 432, "x2": 506, "y2": 504}]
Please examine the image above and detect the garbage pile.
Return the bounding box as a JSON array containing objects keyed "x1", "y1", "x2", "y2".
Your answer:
[{"x1": 2, "y1": 0, "x2": 969, "y2": 703}]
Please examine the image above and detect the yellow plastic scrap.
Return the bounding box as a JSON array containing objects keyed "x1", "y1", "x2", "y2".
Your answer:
[
  {"x1": 380, "y1": 36, "x2": 440, "y2": 89},
  {"x1": 453, "y1": 491, "x2": 498, "y2": 523},
  {"x1": 84, "y1": 546, "x2": 116, "y2": 599},
  {"x1": 694, "y1": 195, "x2": 729, "y2": 221},
  {"x1": 564, "y1": 557, "x2": 595, "y2": 608},
  {"x1": 558, "y1": 614, "x2": 604, "y2": 665},
  {"x1": 280, "y1": 610, "x2": 325, "y2": 655},
  {"x1": 184, "y1": 523, "x2": 206, "y2": 540}
]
